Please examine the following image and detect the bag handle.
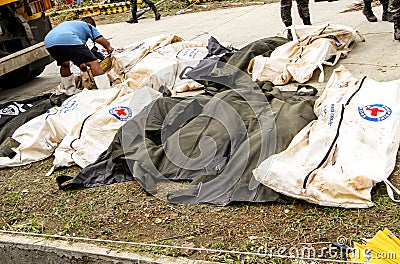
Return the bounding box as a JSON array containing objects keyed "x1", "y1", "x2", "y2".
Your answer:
[{"x1": 384, "y1": 179, "x2": 400, "y2": 203}]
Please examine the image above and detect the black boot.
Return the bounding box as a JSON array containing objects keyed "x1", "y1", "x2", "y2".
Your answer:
[
  {"x1": 147, "y1": 2, "x2": 161, "y2": 21},
  {"x1": 287, "y1": 30, "x2": 293, "y2": 41},
  {"x1": 155, "y1": 11, "x2": 161, "y2": 21},
  {"x1": 127, "y1": 2, "x2": 138, "y2": 23},
  {"x1": 284, "y1": 21, "x2": 293, "y2": 41},
  {"x1": 383, "y1": 10, "x2": 394, "y2": 22},
  {"x1": 126, "y1": 15, "x2": 138, "y2": 23},
  {"x1": 394, "y1": 20, "x2": 400, "y2": 40},
  {"x1": 302, "y1": 17, "x2": 311, "y2": 25},
  {"x1": 363, "y1": 1, "x2": 378, "y2": 22},
  {"x1": 382, "y1": 1, "x2": 394, "y2": 22}
]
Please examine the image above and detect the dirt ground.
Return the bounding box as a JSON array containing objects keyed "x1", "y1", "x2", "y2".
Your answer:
[
  {"x1": 1, "y1": 0, "x2": 399, "y2": 263},
  {"x1": 1, "y1": 155, "x2": 399, "y2": 263}
]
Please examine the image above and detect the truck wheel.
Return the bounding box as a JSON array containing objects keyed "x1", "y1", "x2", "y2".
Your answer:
[
  {"x1": 0, "y1": 66, "x2": 32, "y2": 89},
  {"x1": 29, "y1": 66, "x2": 45, "y2": 79},
  {"x1": 0, "y1": 65, "x2": 45, "y2": 89}
]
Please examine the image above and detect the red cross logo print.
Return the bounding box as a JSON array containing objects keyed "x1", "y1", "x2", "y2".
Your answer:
[
  {"x1": 109, "y1": 106, "x2": 133, "y2": 121},
  {"x1": 358, "y1": 104, "x2": 391, "y2": 122},
  {"x1": 365, "y1": 107, "x2": 384, "y2": 116},
  {"x1": 115, "y1": 108, "x2": 127, "y2": 117}
]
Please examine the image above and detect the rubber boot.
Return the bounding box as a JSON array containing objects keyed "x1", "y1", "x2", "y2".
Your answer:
[
  {"x1": 284, "y1": 21, "x2": 293, "y2": 41},
  {"x1": 154, "y1": 11, "x2": 161, "y2": 21},
  {"x1": 126, "y1": 15, "x2": 138, "y2": 23},
  {"x1": 58, "y1": 74, "x2": 76, "y2": 95},
  {"x1": 382, "y1": 1, "x2": 394, "y2": 22},
  {"x1": 394, "y1": 19, "x2": 400, "y2": 40},
  {"x1": 363, "y1": 1, "x2": 378, "y2": 22},
  {"x1": 148, "y1": 2, "x2": 161, "y2": 20},
  {"x1": 302, "y1": 17, "x2": 311, "y2": 25},
  {"x1": 382, "y1": 11, "x2": 394, "y2": 22},
  {"x1": 94, "y1": 74, "x2": 111, "y2": 90},
  {"x1": 127, "y1": 1, "x2": 138, "y2": 23}
]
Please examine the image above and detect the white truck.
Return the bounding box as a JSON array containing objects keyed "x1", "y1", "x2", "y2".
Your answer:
[{"x1": 0, "y1": 0, "x2": 54, "y2": 88}]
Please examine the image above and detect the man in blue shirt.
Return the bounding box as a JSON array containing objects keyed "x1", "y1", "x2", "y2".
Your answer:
[{"x1": 44, "y1": 17, "x2": 114, "y2": 93}]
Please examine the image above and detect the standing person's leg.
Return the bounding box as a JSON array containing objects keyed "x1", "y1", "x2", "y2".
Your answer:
[
  {"x1": 281, "y1": 0, "x2": 293, "y2": 27},
  {"x1": 127, "y1": 0, "x2": 138, "y2": 23},
  {"x1": 59, "y1": 61, "x2": 76, "y2": 95},
  {"x1": 381, "y1": 0, "x2": 394, "y2": 21},
  {"x1": 389, "y1": 0, "x2": 400, "y2": 39},
  {"x1": 143, "y1": 0, "x2": 161, "y2": 20},
  {"x1": 363, "y1": 0, "x2": 378, "y2": 22},
  {"x1": 281, "y1": 0, "x2": 293, "y2": 39},
  {"x1": 297, "y1": 0, "x2": 311, "y2": 25}
]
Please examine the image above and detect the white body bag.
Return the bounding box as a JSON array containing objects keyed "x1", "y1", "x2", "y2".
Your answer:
[{"x1": 254, "y1": 66, "x2": 400, "y2": 208}]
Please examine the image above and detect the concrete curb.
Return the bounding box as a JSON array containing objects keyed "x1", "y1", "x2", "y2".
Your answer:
[{"x1": 0, "y1": 234, "x2": 212, "y2": 264}]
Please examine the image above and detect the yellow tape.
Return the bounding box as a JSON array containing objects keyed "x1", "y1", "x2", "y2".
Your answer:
[
  {"x1": 98, "y1": 2, "x2": 131, "y2": 8},
  {"x1": 46, "y1": 1, "x2": 132, "y2": 17},
  {"x1": 82, "y1": 9, "x2": 101, "y2": 16},
  {"x1": 101, "y1": 6, "x2": 127, "y2": 15}
]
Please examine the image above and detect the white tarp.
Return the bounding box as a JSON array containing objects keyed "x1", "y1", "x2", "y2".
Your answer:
[
  {"x1": 82, "y1": 34, "x2": 208, "y2": 95},
  {"x1": 53, "y1": 86, "x2": 161, "y2": 169},
  {"x1": 80, "y1": 34, "x2": 184, "y2": 90},
  {"x1": 122, "y1": 41, "x2": 208, "y2": 94},
  {"x1": 253, "y1": 65, "x2": 400, "y2": 208},
  {"x1": 0, "y1": 87, "x2": 125, "y2": 168},
  {"x1": 113, "y1": 34, "x2": 184, "y2": 70},
  {"x1": 0, "y1": 34, "x2": 207, "y2": 170},
  {"x1": 248, "y1": 24, "x2": 364, "y2": 85},
  {"x1": 0, "y1": 86, "x2": 160, "y2": 170}
]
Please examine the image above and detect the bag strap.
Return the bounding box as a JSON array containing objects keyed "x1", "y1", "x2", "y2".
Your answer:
[
  {"x1": 384, "y1": 179, "x2": 400, "y2": 203},
  {"x1": 88, "y1": 24, "x2": 97, "y2": 48}
]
